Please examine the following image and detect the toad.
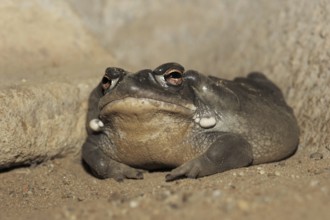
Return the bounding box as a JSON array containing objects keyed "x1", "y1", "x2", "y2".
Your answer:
[{"x1": 82, "y1": 63, "x2": 299, "y2": 181}]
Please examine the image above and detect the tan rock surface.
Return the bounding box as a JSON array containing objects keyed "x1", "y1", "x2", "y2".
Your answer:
[{"x1": 0, "y1": 0, "x2": 114, "y2": 168}]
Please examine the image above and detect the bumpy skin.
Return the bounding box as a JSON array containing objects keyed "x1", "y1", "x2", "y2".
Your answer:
[{"x1": 82, "y1": 63, "x2": 299, "y2": 181}]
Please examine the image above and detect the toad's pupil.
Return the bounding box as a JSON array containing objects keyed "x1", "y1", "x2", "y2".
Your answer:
[
  {"x1": 102, "y1": 77, "x2": 110, "y2": 84},
  {"x1": 165, "y1": 71, "x2": 182, "y2": 80},
  {"x1": 164, "y1": 71, "x2": 183, "y2": 85}
]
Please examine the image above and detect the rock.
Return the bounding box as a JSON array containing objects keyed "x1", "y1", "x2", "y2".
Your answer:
[
  {"x1": 0, "y1": 0, "x2": 111, "y2": 76},
  {"x1": 0, "y1": 79, "x2": 97, "y2": 168},
  {"x1": 0, "y1": 0, "x2": 114, "y2": 168},
  {"x1": 310, "y1": 152, "x2": 324, "y2": 160}
]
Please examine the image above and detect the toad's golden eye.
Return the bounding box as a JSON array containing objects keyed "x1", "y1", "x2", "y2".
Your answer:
[
  {"x1": 153, "y1": 63, "x2": 185, "y2": 87},
  {"x1": 155, "y1": 68, "x2": 184, "y2": 87},
  {"x1": 164, "y1": 69, "x2": 183, "y2": 86}
]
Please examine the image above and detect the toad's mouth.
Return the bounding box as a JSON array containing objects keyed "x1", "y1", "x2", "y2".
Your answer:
[{"x1": 100, "y1": 97, "x2": 196, "y2": 116}]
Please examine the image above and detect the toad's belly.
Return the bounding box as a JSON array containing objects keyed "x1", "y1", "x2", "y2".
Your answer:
[
  {"x1": 101, "y1": 113, "x2": 197, "y2": 169},
  {"x1": 113, "y1": 140, "x2": 189, "y2": 169}
]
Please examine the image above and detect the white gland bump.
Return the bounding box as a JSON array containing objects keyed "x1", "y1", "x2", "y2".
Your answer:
[
  {"x1": 194, "y1": 117, "x2": 201, "y2": 123},
  {"x1": 89, "y1": 119, "x2": 104, "y2": 132},
  {"x1": 199, "y1": 117, "x2": 216, "y2": 128}
]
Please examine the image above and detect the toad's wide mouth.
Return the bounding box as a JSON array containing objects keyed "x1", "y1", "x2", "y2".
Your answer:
[{"x1": 100, "y1": 97, "x2": 196, "y2": 116}]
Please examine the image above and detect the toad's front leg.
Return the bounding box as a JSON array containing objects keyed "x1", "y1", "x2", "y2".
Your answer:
[
  {"x1": 82, "y1": 133, "x2": 145, "y2": 181},
  {"x1": 166, "y1": 133, "x2": 253, "y2": 181}
]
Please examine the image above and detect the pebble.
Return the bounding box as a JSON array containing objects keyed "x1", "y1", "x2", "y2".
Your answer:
[
  {"x1": 256, "y1": 167, "x2": 266, "y2": 175},
  {"x1": 165, "y1": 194, "x2": 181, "y2": 209},
  {"x1": 232, "y1": 171, "x2": 244, "y2": 177},
  {"x1": 227, "y1": 183, "x2": 236, "y2": 190},
  {"x1": 181, "y1": 192, "x2": 191, "y2": 203},
  {"x1": 237, "y1": 200, "x2": 250, "y2": 212},
  {"x1": 22, "y1": 184, "x2": 33, "y2": 196},
  {"x1": 154, "y1": 189, "x2": 172, "y2": 201},
  {"x1": 321, "y1": 187, "x2": 328, "y2": 194},
  {"x1": 326, "y1": 145, "x2": 330, "y2": 152},
  {"x1": 258, "y1": 170, "x2": 266, "y2": 175},
  {"x1": 267, "y1": 171, "x2": 281, "y2": 177},
  {"x1": 77, "y1": 196, "x2": 85, "y2": 202},
  {"x1": 62, "y1": 176, "x2": 71, "y2": 185},
  {"x1": 129, "y1": 200, "x2": 139, "y2": 208},
  {"x1": 310, "y1": 152, "x2": 323, "y2": 160},
  {"x1": 309, "y1": 180, "x2": 319, "y2": 187},
  {"x1": 277, "y1": 161, "x2": 286, "y2": 167},
  {"x1": 290, "y1": 174, "x2": 300, "y2": 179},
  {"x1": 324, "y1": 167, "x2": 330, "y2": 173},
  {"x1": 212, "y1": 190, "x2": 222, "y2": 198},
  {"x1": 224, "y1": 197, "x2": 236, "y2": 212},
  {"x1": 308, "y1": 168, "x2": 324, "y2": 175}
]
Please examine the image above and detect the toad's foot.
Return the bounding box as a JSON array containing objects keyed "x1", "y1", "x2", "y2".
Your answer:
[
  {"x1": 166, "y1": 133, "x2": 253, "y2": 181},
  {"x1": 82, "y1": 133, "x2": 145, "y2": 181}
]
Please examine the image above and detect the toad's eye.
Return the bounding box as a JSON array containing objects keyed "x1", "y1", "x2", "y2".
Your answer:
[
  {"x1": 101, "y1": 67, "x2": 125, "y2": 93},
  {"x1": 101, "y1": 76, "x2": 119, "y2": 91},
  {"x1": 163, "y1": 69, "x2": 183, "y2": 86},
  {"x1": 154, "y1": 63, "x2": 185, "y2": 87}
]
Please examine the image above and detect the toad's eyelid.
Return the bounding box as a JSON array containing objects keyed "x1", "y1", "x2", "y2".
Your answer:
[
  {"x1": 154, "y1": 74, "x2": 167, "y2": 87},
  {"x1": 109, "y1": 78, "x2": 119, "y2": 90},
  {"x1": 102, "y1": 77, "x2": 120, "y2": 94},
  {"x1": 166, "y1": 68, "x2": 184, "y2": 75}
]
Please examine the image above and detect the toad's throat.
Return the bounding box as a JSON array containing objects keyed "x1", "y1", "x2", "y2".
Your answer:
[{"x1": 99, "y1": 97, "x2": 196, "y2": 167}]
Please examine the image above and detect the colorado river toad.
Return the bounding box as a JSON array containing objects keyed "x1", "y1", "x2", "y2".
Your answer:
[{"x1": 82, "y1": 63, "x2": 299, "y2": 181}]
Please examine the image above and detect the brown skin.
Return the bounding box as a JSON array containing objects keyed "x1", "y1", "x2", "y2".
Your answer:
[{"x1": 82, "y1": 63, "x2": 299, "y2": 181}]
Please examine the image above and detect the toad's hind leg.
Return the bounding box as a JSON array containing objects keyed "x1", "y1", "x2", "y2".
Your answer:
[
  {"x1": 165, "y1": 133, "x2": 253, "y2": 181},
  {"x1": 82, "y1": 134, "x2": 145, "y2": 181}
]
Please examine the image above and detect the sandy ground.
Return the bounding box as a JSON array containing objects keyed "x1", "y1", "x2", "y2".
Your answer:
[{"x1": 0, "y1": 150, "x2": 329, "y2": 220}]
